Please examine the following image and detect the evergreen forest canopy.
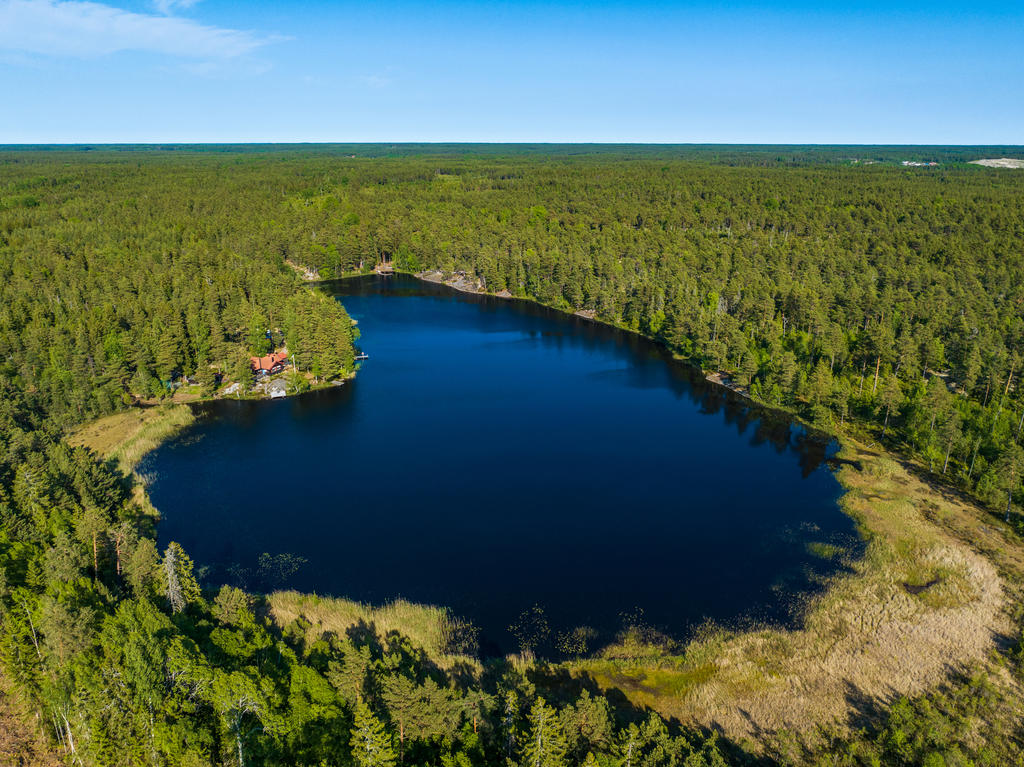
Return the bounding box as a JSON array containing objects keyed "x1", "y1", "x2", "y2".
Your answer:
[{"x1": 1, "y1": 145, "x2": 1024, "y2": 765}]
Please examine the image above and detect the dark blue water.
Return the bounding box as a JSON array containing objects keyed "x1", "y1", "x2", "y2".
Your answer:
[{"x1": 142, "y1": 275, "x2": 859, "y2": 654}]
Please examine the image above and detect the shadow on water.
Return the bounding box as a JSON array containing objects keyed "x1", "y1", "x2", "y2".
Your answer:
[
  {"x1": 148, "y1": 274, "x2": 862, "y2": 656},
  {"x1": 328, "y1": 274, "x2": 835, "y2": 469}
]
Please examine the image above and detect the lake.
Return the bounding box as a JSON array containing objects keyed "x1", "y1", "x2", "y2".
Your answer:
[{"x1": 141, "y1": 275, "x2": 860, "y2": 655}]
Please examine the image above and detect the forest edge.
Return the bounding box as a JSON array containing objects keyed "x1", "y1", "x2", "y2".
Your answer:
[{"x1": 61, "y1": 269, "x2": 1024, "y2": 744}]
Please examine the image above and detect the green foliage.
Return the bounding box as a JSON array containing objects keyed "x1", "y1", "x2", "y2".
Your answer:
[
  {"x1": 521, "y1": 698, "x2": 568, "y2": 767},
  {"x1": 283, "y1": 290, "x2": 355, "y2": 382},
  {"x1": 1, "y1": 147, "x2": 1023, "y2": 765},
  {"x1": 0, "y1": 156, "x2": 355, "y2": 419},
  {"x1": 351, "y1": 702, "x2": 397, "y2": 767}
]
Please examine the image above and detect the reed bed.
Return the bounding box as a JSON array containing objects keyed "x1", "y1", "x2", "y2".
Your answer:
[
  {"x1": 572, "y1": 440, "x2": 1017, "y2": 742},
  {"x1": 267, "y1": 591, "x2": 480, "y2": 671},
  {"x1": 68, "y1": 405, "x2": 195, "y2": 472}
]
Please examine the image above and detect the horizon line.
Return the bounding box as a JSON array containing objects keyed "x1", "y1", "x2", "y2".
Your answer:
[{"x1": 1, "y1": 141, "x2": 1023, "y2": 148}]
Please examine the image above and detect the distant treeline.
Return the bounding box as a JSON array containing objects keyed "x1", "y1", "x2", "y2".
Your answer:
[{"x1": 3, "y1": 143, "x2": 1022, "y2": 163}]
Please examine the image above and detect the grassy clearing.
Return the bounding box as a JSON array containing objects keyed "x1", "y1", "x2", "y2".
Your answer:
[
  {"x1": 267, "y1": 591, "x2": 480, "y2": 671},
  {"x1": 68, "y1": 405, "x2": 194, "y2": 474},
  {"x1": 568, "y1": 439, "x2": 1020, "y2": 742},
  {"x1": 67, "y1": 405, "x2": 195, "y2": 514}
]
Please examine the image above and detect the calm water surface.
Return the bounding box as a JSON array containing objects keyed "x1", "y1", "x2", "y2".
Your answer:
[{"x1": 142, "y1": 275, "x2": 859, "y2": 654}]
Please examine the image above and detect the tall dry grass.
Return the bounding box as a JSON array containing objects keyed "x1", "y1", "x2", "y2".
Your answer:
[
  {"x1": 69, "y1": 405, "x2": 195, "y2": 472},
  {"x1": 267, "y1": 591, "x2": 480, "y2": 671},
  {"x1": 68, "y1": 405, "x2": 195, "y2": 515},
  {"x1": 573, "y1": 440, "x2": 1015, "y2": 742}
]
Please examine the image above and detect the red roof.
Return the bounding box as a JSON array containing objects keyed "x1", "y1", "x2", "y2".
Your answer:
[{"x1": 250, "y1": 350, "x2": 288, "y2": 372}]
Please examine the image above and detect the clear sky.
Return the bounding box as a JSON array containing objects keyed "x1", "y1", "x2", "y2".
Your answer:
[{"x1": 0, "y1": 0, "x2": 1021, "y2": 144}]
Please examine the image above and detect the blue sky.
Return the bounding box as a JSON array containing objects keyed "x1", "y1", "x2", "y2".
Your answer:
[{"x1": 0, "y1": 0, "x2": 1021, "y2": 143}]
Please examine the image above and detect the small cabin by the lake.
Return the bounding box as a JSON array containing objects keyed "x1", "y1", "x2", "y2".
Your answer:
[{"x1": 251, "y1": 350, "x2": 289, "y2": 376}]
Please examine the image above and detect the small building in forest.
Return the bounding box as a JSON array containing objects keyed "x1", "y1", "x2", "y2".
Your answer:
[
  {"x1": 250, "y1": 350, "x2": 289, "y2": 375},
  {"x1": 268, "y1": 379, "x2": 288, "y2": 399}
]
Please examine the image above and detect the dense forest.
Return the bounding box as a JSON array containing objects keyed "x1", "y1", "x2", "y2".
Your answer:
[
  {"x1": 1, "y1": 147, "x2": 1023, "y2": 765},
  {"x1": 280, "y1": 152, "x2": 1024, "y2": 528},
  {"x1": 0, "y1": 153, "x2": 357, "y2": 423}
]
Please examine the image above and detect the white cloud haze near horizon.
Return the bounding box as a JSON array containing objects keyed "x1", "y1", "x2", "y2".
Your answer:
[{"x1": 0, "y1": 0, "x2": 268, "y2": 59}]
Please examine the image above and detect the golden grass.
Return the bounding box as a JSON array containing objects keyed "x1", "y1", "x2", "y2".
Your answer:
[
  {"x1": 267, "y1": 591, "x2": 480, "y2": 671},
  {"x1": 570, "y1": 440, "x2": 1018, "y2": 742},
  {"x1": 67, "y1": 405, "x2": 195, "y2": 514},
  {"x1": 68, "y1": 405, "x2": 194, "y2": 474},
  {"x1": 64, "y1": 402, "x2": 1022, "y2": 744}
]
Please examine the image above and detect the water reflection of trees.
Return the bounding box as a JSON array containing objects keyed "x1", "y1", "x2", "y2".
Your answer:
[{"x1": 328, "y1": 274, "x2": 833, "y2": 478}]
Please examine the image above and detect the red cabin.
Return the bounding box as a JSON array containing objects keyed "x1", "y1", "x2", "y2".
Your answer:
[{"x1": 250, "y1": 350, "x2": 289, "y2": 375}]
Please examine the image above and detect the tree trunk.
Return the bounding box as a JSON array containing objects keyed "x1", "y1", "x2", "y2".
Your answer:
[
  {"x1": 943, "y1": 441, "x2": 953, "y2": 474},
  {"x1": 52, "y1": 713, "x2": 66, "y2": 752},
  {"x1": 61, "y1": 713, "x2": 76, "y2": 756},
  {"x1": 872, "y1": 355, "x2": 881, "y2": 395},
  {"x1": 22, "y1": 603, "x2": 40, "y2": 658}
]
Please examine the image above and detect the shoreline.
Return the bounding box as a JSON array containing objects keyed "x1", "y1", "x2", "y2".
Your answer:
[
  {"x1": 570, "y1": 438, "x2": 1015, "y2": 739},
  {"x1": 381, "y1": 268, "x2": 812, "y2": 431},
  {"x1": 64, "y1": 267, "x2": 1023, "y2": 743},
  {"x1": 321, "y1": 267, "x2": 1020, "y2": 738}
]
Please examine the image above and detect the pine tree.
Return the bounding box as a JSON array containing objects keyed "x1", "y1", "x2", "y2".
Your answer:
[
  {"x1": 738, "y1": 349, "x2": 758, "y2": 386},
  {"x1": 162, "y1": 542, "x2": 200, "y2": 613},
  {"x1": 154, "y1": 322, "x2": 182, "y2": 383},
  {"x1": 808, "y1": 358, "x2": 833, "y2": 406},
  {"x1": 232, "y1": 354, "x2": 253, "y2": 394},
  {"x1": 995, "y1": 444, "x2": 1024, "y2": 523},
  {"x1": 326, "y1": 641, "x2": 372, "y2": 705},
  {"x1": 939, "y1": 410, "x2": 963, "y2": 475},
  {"x1": 880, "y1": 373, "x2": 903, "y2": 436},
  {"x1": 520, "y1": 698, "x2": 567, "y2": 767},
  {"x1": 350, "y1": 702, "x2": 397, "y2": 767},
  {"x1": 195, "y1": 356, "x2": 218, "y2": 395}
]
